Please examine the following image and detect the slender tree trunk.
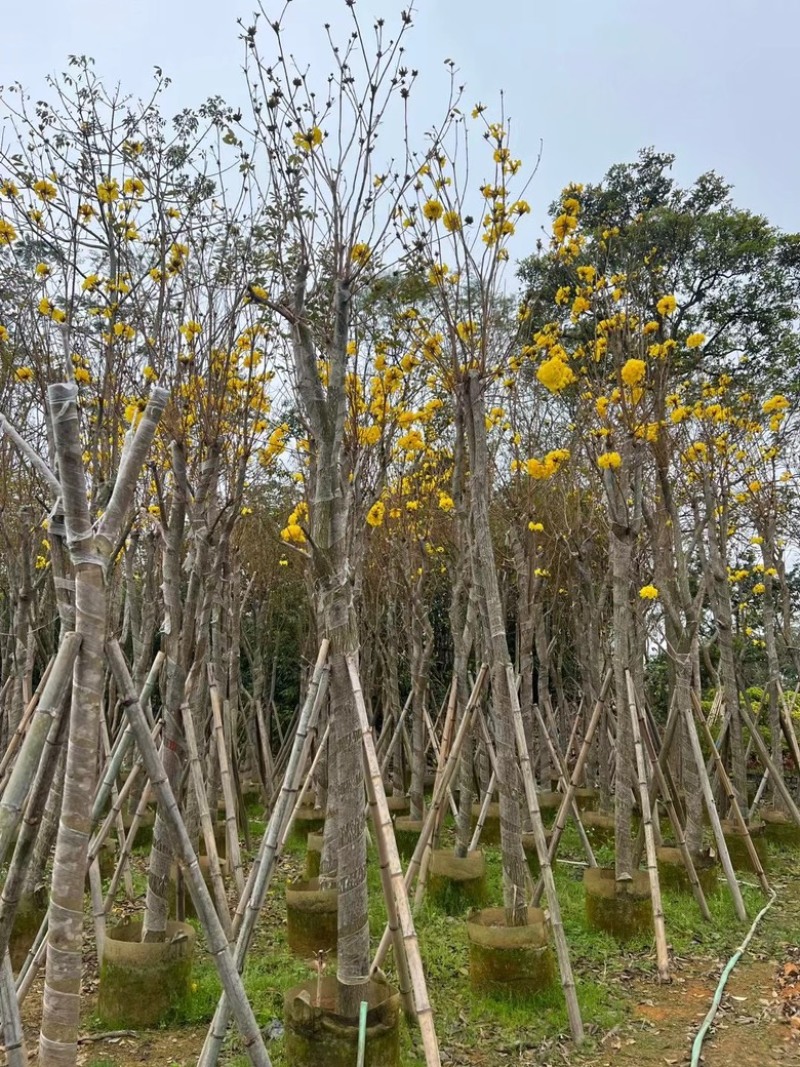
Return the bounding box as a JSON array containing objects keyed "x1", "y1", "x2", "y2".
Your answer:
[{"x1": 464, "y1": 377, "x2": 527, "y2": 924}]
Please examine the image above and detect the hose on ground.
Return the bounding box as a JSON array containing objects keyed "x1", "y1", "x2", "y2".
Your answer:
[{"x1": 690, "y1": 889, "x2": 777, "y2": 1067}]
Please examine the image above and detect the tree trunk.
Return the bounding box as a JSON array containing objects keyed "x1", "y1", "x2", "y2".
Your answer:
[{"x1": 464, "y1": 377, "x2": 527, "y2": 924}]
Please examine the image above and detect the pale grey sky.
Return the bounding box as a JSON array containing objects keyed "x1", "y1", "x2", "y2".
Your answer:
[{"x1": 4, "y1": 0, "x2": 798, "y2": 240}]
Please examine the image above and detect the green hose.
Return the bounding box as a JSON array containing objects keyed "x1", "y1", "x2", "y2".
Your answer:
[
  {"x1": 356, "y1": 999, "x2": 368, "y2": 1067},
  {"x1": 690, "y1": 891, "x2": 776, "y2": 1067}
]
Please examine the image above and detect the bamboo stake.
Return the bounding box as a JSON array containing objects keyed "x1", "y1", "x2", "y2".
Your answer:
[
  {"x1": 532, "y1": 669, "x2": 612, "y2": 906},
  {"x1": 0, "y1": 952, "x2": 26, "y2": 1067},
  {"x1": 106, "y1": 639, "x2": 272, "y2": 1067},
  {"x1": 90, "y1": 651, "x2": 164, "y2": 825},
  {"x1": 750, "y1": 767, "x2": 770, "y2": 815},
  {"x1": 103, "y1": 782, "x2": 154, "y2": 913},
  {"x1": 378, "y1": 690, "x2": 413, "y2": 778},
  {"x1": 636, "y1": 703, "x2": 712, "y2": 922},
  {"x1": 778, "y1": 682, "x2": 800, "y2": 776},
  {"x1": 232, "y1": 672, "x2": 329, "y2": 939},
  {"x1": 626, "y1": 673, "x2": 670, "y2": 981},
  {"x1": 630, "y1": 695, "x2": 683, "y2": 868},
  {"x1": 680, "y1": 697, "x2": 748, "y2": 920},
  {"x1": 208, "y1": 666, "x2": 245, "y2": 894},
  {"x1": 254, "y1": 699, "x2": 274, "y2": 800},
  {"x1": 99, "y1": 716, "x2": 133, "y2": 899},
  {"x1": 0, "y1": 655, "x2": 54, "y2": 783},
  {"x1": 348, "y1": 655, "x2": 440, "y2": 1067},
  {"x1": 692, "y1": 693, "x2": 772, "y2": 895},
  {"x1": 89, "y1": 731, "x2": 155, "y2": 864},
  {"x1": 286, "y1": 723, "x2": 330, "y2": 832},
  {"x1": 15, "y1": 921, "x2": 46, "y2": 1004},
  {"x1": 425, "y1": 681, "x2": 457, "y2": 789},
  {"x1": 230, "y1": 742, "x2": 252, "y2": 853},
  {"x1": 87, "y1": 860, "x2": 106, "y2": 964},
  {"x1": 0, "y1": 633, "x2": 80, "y2": 865},
  {"x1": 182, "y1": 702, "x2": 233, "y2": 936},
  {"x1": 371, "y1": 666, "x2": 489, "y2": 974},
  {"x1": 422, "y1": 706, "x2": 458, "y2": 818},
  {"x1": 737, "y1": 696, "x2": 800, "y2": 827},
  {"x1": 198, "y1": 643, "x2": 329, "y2": 1067},
  {"x1": 0, "y1": 704, "x2": 67, "y2": 962},
  {"x1": 505, "y1": 663, "x2": 584, "y2": 1045},
  {"x1": 532, "y1": 703, "x2": 597, "y2": 868},
  {"x1": 361, "y1": 742, "x2": 415, "y2": 1021},
  {"x1": 468, "y1": 770, "x2": 496, "y2": 853}
]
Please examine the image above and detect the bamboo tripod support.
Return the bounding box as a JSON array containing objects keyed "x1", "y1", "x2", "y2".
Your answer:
[
  {"x1": 228, "y1": 665, "x2": 330, "y2": 941},
  {"x1": 635, "y1": 706, "x2": 712, "y2": 922},
  {"x1": 691, "y1": 694, "x2": 772, "y2": 895},
  {"x1": 372, "y1": 666, "x2": 489, "y2": 973},
  {"x1": 736, "y1": 697, "x2": 800, "y2": 827},
  {"x1": 98, "y1": 717, "x2": 135, "y2": 900},
  {"x1": 531, "y1": 702, "x2": 597, "y2": 868},
  {"x1": 417, "y1": 682, "x2": 492, "y2": 903},
  {"x1": 0, "y1": 701, "x2": 68, "y2": 968},
  {"x1": 422, "y1": 705, "x2": 459, "y2": 819},
  {"x1": 0, "y1": 951, "x2": 25, "y2": 1067},
  {"x1": 347, "y1": 654, "x2": 441, "y2": 1067},
  {"x1": 429, "y1": 680, "x2": 458, "y2": 853},
  {"x1": 0, "y1": 655, "x2": 54, "y2": 787},
  {"x1": 531, "y1": 670, "x2": 612, "y2": 907},
  {"x1": 778, "y1": 682, "x2": 800, "y2": 776},
  {"x1": 0, "y1": 633, "x2": 80, "y2": 866},
  {"x1": 182, "y1": 702, "x2": 233, "y2": 936},
  {"x1": 208, "y1": 666, "x2": 245, "y2": 895},
  {"x1": 625, "y1": 673, "x2": 670, "y2": 981},
  {"x1": 198, "y1": 642, "x2": 330, "y2": 1067},
  {"x1": 468, "y1": 770, "x2": 496, "y2": 853},
  {"x1": 107, "y1": 639, "x2": 272, "y2": 1067},
  {"x1": 378, "y1": 690, "x2": 413, "y2": 778},
  {"x1": 504, "y1": 663, "x2": 584, "y2": 1045},
  {"x1": 102, "y1": 781, "x2": 154, "y2": 914},
  {"x1": 680, "y1": 696, "x2": 747, "y2": 920},
  {"x1": 631, "y1": 694, "x2": 683, "y2": 869}
]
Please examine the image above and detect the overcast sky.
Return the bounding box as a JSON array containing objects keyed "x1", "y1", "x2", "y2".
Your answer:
[{"x1": 4, "y1": 0, "x2": 798, "y2": 243}]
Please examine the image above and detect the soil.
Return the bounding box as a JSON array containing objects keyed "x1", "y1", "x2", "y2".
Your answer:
[
  {"x1": 599, "y1": 957, "x2": 796, "y2": 1067},
  {"x1": 16, "y1": 848, "x2": 800, "y2": 1067},
  {"x1": 20, "y1": 932, "x2": 797, "y2": 1067}
]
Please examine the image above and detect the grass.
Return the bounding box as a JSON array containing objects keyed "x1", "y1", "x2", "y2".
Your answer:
[{"x1": 88, "y1": 807, "x2": 800, "y2": 1065}]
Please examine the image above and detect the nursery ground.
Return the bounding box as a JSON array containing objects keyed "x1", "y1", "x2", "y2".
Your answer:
[{"x1": 18, "y1": 810, "x2": 800, "y2": 1067}]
